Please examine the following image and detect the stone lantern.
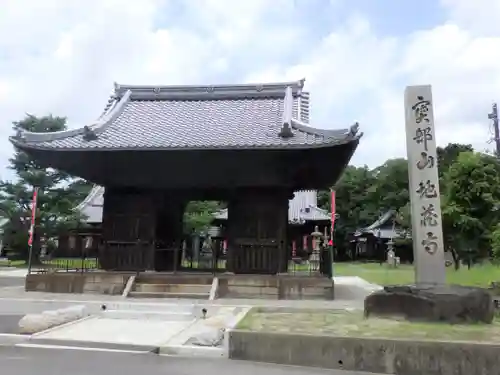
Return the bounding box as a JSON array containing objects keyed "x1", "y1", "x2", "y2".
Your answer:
[
  {"x1": 309, "y1": 225, "x2": 324, "y2": 269},
  {"x1": 386, "y1": 239, "x2": 399, "y2": 267}
]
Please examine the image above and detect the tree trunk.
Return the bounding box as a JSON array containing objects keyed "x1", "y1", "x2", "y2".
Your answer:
[{"x1": 450, "y1": 247, "x2": 461, "y2": 270}]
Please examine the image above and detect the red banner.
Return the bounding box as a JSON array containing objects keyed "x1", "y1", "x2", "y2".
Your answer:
[
  {"x1": 331, "y1": 190, "x2": 336, "y2": 230},
  {"x1": 329, "y1": 190, "x2": 336, "y2": 246},
  {"x1": 28, "y1": 187, "x2": 38, "y2": 246}
]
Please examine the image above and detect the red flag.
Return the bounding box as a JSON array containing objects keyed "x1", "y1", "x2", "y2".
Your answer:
[
  {"x1": 330, "y1": 190, "x2": 336, "y2": 246},
  {"x1": 28, "y1": 187, "x2": 38, "y2": 246},
  {"x1": 330, "y1": 190, "x2": 336, "y2": 230}
]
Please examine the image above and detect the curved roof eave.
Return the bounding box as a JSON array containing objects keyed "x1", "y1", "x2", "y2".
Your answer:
[
  {"x1": 10, "y1": 90, "x2": 132, "y2": 144},
  {"x1": 9, "y1": 132, "x2": 362, "y2": 152},
  {"x1": 291, "y1": 119, "x2": 360, "y2": 139},
  {"x1": 364, "y1": 209, "x2": 396, "y2": 231},
  {"x1": 75, "y1": 185, "x2": 105, "y2": 211}
]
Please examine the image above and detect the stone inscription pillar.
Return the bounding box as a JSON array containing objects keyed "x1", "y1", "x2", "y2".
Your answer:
[{"x1": 404, "y1": 85, "x2": 446, "y2": 286}]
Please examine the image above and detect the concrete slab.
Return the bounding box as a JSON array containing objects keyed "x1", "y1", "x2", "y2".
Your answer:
[
  {"x1": 22, "y1": 303, "x2": 249, "y2": 358},
  {"x1": 34, "y1": 316, "x2": 193, "y2": 347}
]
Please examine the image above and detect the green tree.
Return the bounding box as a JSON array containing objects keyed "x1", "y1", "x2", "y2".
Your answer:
[
  {"x1": 437, "y1": 143, "x2": 474, "y2": 191},
  {"x1": 442, "y1": 151, "x2": 500, "y2": 268},
  {"x1": 490, "y1": 223, "x2": 500, "y2": 261},
  {"x1": 0, "y1": 115, "x2": 92, "y2": 261},
  {"x1": 318, "y1": 165, "x2": 379, "y2": 257},
  {"x1": 183, "y1": 201, "x2": 222, "y2": 234},
  {"x1": 437, "y1": 143, "x2": 474, "y2": 178},
  {"x1": 368, "y1": 158, "x2": 409, "y2": 213}
]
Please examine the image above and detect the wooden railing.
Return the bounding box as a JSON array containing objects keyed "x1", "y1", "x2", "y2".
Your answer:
[
  {"x1": 230, "y1": 240, "x2": 283, "y2": 274},
  {"x1": 99, "y1": 241, "x2": 153, "y2": 271}
]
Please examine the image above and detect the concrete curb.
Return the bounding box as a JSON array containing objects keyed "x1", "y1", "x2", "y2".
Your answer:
[
  {"x1": 223, "y1": 307, "x2": 252, "y2": 358},
  {"x1": 31, "y1": 314, "x2": 95, "y2": 337},
  {"x1": 228, "y1": 330, "x2": 500, "y2": 375},
  {"x1": 0, "y1": 333, "x2": 30, "y2": 346},
  {"x1": 209, "y1": 277, "x2": 218, "y2": 301},
  {"x1": 26, "y1": 337, "x2": 159, "y2": 353},
  {"x1": 160, "y1": 344, "x2": 225, "y2": 358},
  {"x1": 158, "y1": 306, "x2": 251, "y2": 358},
  {"x1": 122, "y1": 275, "x2": 136, "y2": 298}
]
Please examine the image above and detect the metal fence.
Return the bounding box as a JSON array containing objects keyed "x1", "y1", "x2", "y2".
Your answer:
[
  {"x1": 25, "y1": 238, "x2": 333, "y2": 277},
  {"x1": 28, "y1": 255, "x2": 100, "y2": 274},
  {"x1": 287, "y1": 247, "x2": 333, "y2": 277}
]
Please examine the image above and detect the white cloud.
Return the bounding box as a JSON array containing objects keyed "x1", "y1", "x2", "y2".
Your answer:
[{"x1": 1, "y1": 0, "x2": 500, "y2": 180}]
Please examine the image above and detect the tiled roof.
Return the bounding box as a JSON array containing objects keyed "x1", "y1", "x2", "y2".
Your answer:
[
  {"x1": 214, "y1": 190, "x2": 330, "y2": 223},
  {"x1": 11, "y1": 80, "x2": 362, "y2": 151},
  {"x1": 354, "y1": 210, "x2": 406, "y2": 239}
]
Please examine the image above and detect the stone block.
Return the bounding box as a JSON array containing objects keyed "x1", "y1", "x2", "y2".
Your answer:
[
  {"x1": 364, "y1": 284, "x2": 494, "y2": 324},
  {"x1": 18, "y1": 305, "x2": 88, "y2": 334}
]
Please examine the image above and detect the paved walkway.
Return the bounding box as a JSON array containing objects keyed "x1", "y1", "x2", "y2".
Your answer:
[{"x1": 0, "y1": 269, "x2": 28, "y2": 278}]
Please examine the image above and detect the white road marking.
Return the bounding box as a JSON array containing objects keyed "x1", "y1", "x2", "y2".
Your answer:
[
  {"x1": 3, "y1": 356, "x2": 29, "y2": 360},
  {"x1": 15, "y1": 343, "x2": 150, "y2": 354}
]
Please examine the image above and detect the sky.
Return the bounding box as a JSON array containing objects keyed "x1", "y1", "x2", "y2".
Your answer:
[{"x1": 1, "y1": 0, "x2": 500, "y2": 181}]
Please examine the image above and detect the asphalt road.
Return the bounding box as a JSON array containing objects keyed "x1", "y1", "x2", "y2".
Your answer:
[
  {"x1": 0, "y1": 314, "x2": 23, "y2": 333},
  {"x1": 0, "y1": 346, "x2": 381, "y2": 375},
  {"x1": 0, "y1": 277, "x2": 24, "y2": 288}
]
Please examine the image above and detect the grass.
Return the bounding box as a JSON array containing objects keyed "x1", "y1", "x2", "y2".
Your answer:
[
  {"x1": 334, "y1": 262, "x2": 500, "y2": 288},
  {"x1": 0, "y1": 257, "x2": 97, "y2": 269},
  {"x1": 0, "y1": 259, "x2": 25, "y2": 267},
  {"x1": 237, "y1": 308, "x2": 500, "y2": 343}
]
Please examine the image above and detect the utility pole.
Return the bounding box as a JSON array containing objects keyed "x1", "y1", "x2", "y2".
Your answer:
[{"x1": 488, "y1": 103, "x2": 500, "y2": 157}]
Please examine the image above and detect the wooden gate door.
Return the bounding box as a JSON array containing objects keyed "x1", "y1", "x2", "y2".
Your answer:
[
  {"x1": 100, "y1": 189, "x2": 155, "y2": 271},
  {"x1": 227, "y1": 189, "x2": 288, "y2": 274}
]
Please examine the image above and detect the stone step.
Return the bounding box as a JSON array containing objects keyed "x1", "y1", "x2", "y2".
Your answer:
[
  {"x1": 96, "y1": 302, "x2": 194, "y2": 314},
  {"x1": 135, "y1": 275, "x2": 213, "y2": 285},
  {"x1": 128, "y1": 291, "x2": 210, "y2": 299},
  {"x1": 223, "y1": 292, "x2": 278, "y2": 300},
  {"x1": 133, "y1": 283, "x2": 212, "y2": 294}
]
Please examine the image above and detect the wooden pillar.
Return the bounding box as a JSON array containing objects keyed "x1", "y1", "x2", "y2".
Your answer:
[
  {"x1": 153, "y1": 191, "x2": 186, "y2": 272},
  {"x1": 226, "y1": 188, "x2": 290, "y2": 274}
]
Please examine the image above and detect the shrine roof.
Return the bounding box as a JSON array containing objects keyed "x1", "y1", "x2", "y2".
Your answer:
[
  {"x1": 214, "y1": 190, "x2": 330, "y2": 223},
  {"x1": 353, "y1": 210, "x2": 404, "y2": 239},
  {"x1": 10, "y1": 79, "x2": 362, "y2": 151},
  {"x1": 75, "y1": 185, "x2": 104, "y2": 223}
]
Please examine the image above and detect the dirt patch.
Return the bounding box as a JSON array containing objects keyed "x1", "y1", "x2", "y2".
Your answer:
[{"x1": 237, "y1": 307, "x2": 500, "y2": 343}]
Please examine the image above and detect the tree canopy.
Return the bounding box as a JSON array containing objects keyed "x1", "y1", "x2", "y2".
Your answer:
[
  {"x1": 318, "y1": 143, "x2": 500, "y2": 267},
  {"x1": 0, "y1": 115, "x2": 92, "y2": 260},
  {"x1": 183, "y1": 200, "x2": 223, "y2": 234}
]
